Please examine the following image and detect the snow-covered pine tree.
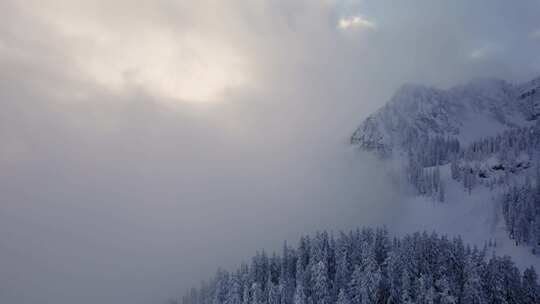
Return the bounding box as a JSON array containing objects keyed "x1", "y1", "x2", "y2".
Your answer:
[
  {"x1": 400, "y1": 269, "x2": 414, "y2": 304},
  {"x1": 293, "y1": 282, "x2": 306, "y2": 304},
  {"x1": 336, "y1": 289, "x2": 349, "y2": 304},
  {"x1": 280, "y1": 242, "x2": 295, "y2": 304},
  {"x1": 268, "y1": 283, "x2": 280, "y2": 304},
  {"x1": 417, "y1": 274, "x2": 435, "y2": 304},
  {"x1": 242, "y1": 282, "x2": 250, "y2": 304},
  {"x1": 348, "y1": 265, "x2": 363, "y2": 304},
  {"x1": 227, "y1": 274, "x2": 242, "y2": 304},
  {"x1": 522, "y1": 267, "x2": 540, "y2": 304},
  {"x1": 214, "y1": 269, "x2": 230, "y2": 304},
  {"x1": 252, "y1": 283, "x2": 264, "y2": 304},
  {"x1": 311, "y1": 261, "x2": 329, "y2": 304},
  {"x1": 334, "y1": 232, "x2": 352, "y2": 298},
  {"x1": 358, "y1": 250, "x2": 381, "y2": 304},
  {"x1": 462, "y1": 255, "x2": 486, "y2": 304},
  {"x1": 435, "y1": 275, "x2": 456, "y2": 304}
]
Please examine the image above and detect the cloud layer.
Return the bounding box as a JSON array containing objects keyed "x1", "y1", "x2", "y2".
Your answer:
[{"x1": 1, "y1": 1, "x2": 540, "y2": 304}]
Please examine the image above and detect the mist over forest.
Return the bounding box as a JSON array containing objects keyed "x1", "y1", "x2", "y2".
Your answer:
[{"x1": 1, "y1": 1, "x2": 540, "y2": 304}]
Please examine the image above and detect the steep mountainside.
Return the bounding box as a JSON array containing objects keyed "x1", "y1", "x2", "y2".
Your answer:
[
  {"x1": 351, "y1": 78, "x2": 539, "y2": 155},
  {"x1": 351, "y1": 76, "x2": 540, "y2": 255}
]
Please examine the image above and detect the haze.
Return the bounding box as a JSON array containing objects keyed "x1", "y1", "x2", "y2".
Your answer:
[{"x1": 1, "y1": 1, "x2": 540, "y2": 303}]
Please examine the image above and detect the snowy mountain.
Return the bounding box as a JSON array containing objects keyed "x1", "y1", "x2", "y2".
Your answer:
[
  {"x1": 351, "y1": 77, "x2": 539, "y2": 155},
  {"x1": 178, "y1": 77, "x2": 540, "y2": 304},
  {"x1": 351, "y1": 76, "x2": 540, "y2": 256}
]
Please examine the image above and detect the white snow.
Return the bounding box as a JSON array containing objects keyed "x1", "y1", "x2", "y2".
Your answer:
[
  {"x1": 383, "y1": 163, "x2": 540, "y2": 269},
  {"x1": 352, "y1": 76, "x2": 540, "y2": 269}
]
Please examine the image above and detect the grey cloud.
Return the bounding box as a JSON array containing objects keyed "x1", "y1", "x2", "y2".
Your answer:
[{"x1": 1, "y1": 1, "x2": 539, "y2": 304}]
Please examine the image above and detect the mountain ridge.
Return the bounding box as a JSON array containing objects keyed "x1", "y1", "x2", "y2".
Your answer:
[
  {"x1": 351, "y1": 75, "x2": 540, "y2": 255},
  {"x1": 351, "y1": 76, "x2": 540, "y2": 156}
]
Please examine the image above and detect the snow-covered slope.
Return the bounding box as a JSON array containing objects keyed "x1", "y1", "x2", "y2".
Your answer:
[{"x1": 352, "y1": 76, "x2": 540, "y2": 260}]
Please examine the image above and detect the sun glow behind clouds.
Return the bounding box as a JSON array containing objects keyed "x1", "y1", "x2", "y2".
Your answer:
[
  {"x1": 79, "y1": 31, "x2": 251, "y2": 103},
  {"x1": 31, "y1": 1, "x2": 253, "y2": 104}
]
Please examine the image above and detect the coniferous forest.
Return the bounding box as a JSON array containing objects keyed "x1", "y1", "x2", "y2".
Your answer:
[{"x1": 179, "y1": 228, "x2": 540, "y2": 304}]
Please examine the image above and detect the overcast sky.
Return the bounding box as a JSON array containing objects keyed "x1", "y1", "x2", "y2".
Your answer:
[{"x1": 1, "y1": 1, "x2": 540, "y2": 304}]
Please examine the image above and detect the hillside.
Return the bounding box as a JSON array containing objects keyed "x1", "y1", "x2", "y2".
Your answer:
[
  {"x1": 351, "y1": 76, "x2": 540, "y2": 256},
  {"x1": 179, "y1": 228, "x2": 539, "y2": 304}
]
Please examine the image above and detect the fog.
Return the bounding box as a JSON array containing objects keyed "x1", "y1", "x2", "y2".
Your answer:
[{"x1": 1, "y1": 1, "x2": 539, "y2": 303}]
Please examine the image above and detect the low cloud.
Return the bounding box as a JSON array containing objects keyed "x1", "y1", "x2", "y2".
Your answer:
[
  {"x1": 468, "y1": 44, "x2": 499, "y2": 60},
  {"x1": 337, "y1": 15, "x2": 376, "y2": 30},
  {"x1": 530, "y1": 29, "x2": 540, "y2": 40},
  {"x1": 469, "y1": 47, "x2": 489, "y2": 60},
  {"x1": 1, "y1": 1, "x2": 540, "y2": 304}
]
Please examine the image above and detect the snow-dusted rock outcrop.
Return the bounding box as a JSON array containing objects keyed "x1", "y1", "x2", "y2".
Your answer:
[
  {"x1": 517, "y1": 76, "x2": 540, "y2": 120},
  {"x1": 351, "y1": 78, "x2": 534, "y2": 157}
]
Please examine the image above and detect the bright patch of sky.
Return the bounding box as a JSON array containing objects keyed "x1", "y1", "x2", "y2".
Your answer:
[{"x1": 337, "y1": 15, "x2": 376, "y2": 30}]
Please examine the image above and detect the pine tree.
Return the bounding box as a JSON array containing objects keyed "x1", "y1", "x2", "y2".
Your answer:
[
  {"x1": 252, "y1": 283, "x2": 263, "y2": 304},
  {"x1": 418, "y1": 274, "x2": 435, "y2": 304},
  {"x1": 438, "y1": 180, "x2": 445, "y2": 202},
  {"x1": 484, "y1": 256, "x2": 510, "y2": 304},
  {"x1": 359, "y1": 252, "x2": 381, "y2": 304},
  {"x1": 311, "y1": 261, "x2": 330, "y2": 304},
  {"x1": 400, "y1": 270, "x2": 414, "y2": 304},
  {"x1": 293, "y1": 282, "x2": 307, "y2": 304},
  {"x1": 522, "y1": 267, "x2": 540, "y2": 304},
  {"x1": 214, "y1": 269, "x2": 230, "y2": 304},
  {"x1": 268, "y1": 283, "x2": 280, "y2": 304},
  {"x1": 227, "y1": 274, "x2": 243, "y2": 304},
  {"x1": 436, "y1": 276, "x2": 456, "y2": 304},
  {"x1": 348, "y1": 265, "x2": 363, "y2": 304},
  {"x1": 336, "y1": 289, "x2": 350, "y2": 304},
  {"x1": 280, "y1": 242, "x2": 295, "y2": 304},
  {"x1": 242, "y1": 282, "x2": 250, "y2": 304},
  {"x1": 451, "y1": 159, "x2": 460, "y2": 181},
  {"x1": 462, "y1": 256, "x2": 486, "y2": 304},
  {"x1": 386, "y1": 251, "x2": 404, "y2": 304},
  {"x1": 335, "y1": 233, "x2": 352, "y2": 297}
]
